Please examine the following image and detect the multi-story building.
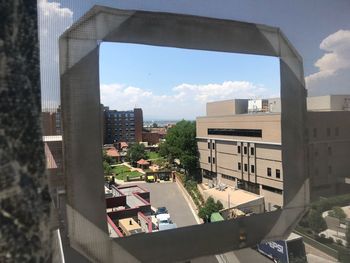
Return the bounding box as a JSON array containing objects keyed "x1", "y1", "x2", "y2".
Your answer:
[
  {"x1": 103, "y1": 107, "x2": 143, "y2": 144},
  {"x1": 197, "y1": 95, "x2": 350, "y2": 211},
  {"x1": 142, "y1": 127, "x2": 167, "y2": 145},
  {"x1": 41, "y1": 107, "x2": 61, "y2": 136}
]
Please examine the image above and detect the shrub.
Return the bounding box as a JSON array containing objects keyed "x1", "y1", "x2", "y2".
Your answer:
[
  {"x1": 308, "y1": 209, "x2": 327, "y2": 234},
  {"x1": 328, "y1": 206, "x2": 346, "y2": 220},
  {"x1": 198, "y1": 197, "x2": 223, "y2": 221}
]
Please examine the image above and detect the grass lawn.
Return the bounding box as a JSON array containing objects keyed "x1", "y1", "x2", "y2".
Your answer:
[
  {"x1": 147, "y1": 151, "x2": 161, "y2": 160},
  {"x1": 112, "y1": 165, "x2": 142, "y2": 181},
  {"x1": 115, "y1": 171, "x2": 142, "y2": 181},
  {"x1": 112, "y1": 165, "x2": 130, "y2": 174}
]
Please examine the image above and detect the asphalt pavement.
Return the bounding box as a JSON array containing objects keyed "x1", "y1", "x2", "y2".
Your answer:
[
  {"x1": 138, "y1": 182, "x2": 198, "y2": 227},
  {"x1": 135, "y1": 182, "x2": 273, "y2": 263}
]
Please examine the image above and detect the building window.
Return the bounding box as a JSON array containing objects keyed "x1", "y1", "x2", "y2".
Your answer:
[
  {"x1": 328, "y1": 146, "x2": 332, "y2": 156},
  {"x1": 313, "y1": 128, "x2": 317, "y2": 138},
  {"x1": 335, "y1": 127, "x2": 339, "y2": 136},
  {"x1": 203, "y1": 169, "x2": 216, "y2": 179},
  {"x1": 212, "y1": 143, "x2": 215, "y2": 150},
  {"x1": 251, "y1": 165, "x2": 255, "y2": 173},
  {"x1": 207, "y1": 128, "x2": 262, "y2": 137},
  {"x1": 208, "y1": 156, "x2": 211, "y2": 163},
  {"x1": 327, "y1": 128, "x2": 331, "y2": 137},
  {"x1": 262, "y1": 185, "x2": 283, "y2": 195},
  {"x1": 212, "y1": 157, "x2": 216, "y2": 164},
  {"x1": 222, "y1": 174, "x2": 235, "y2": 181},
  {"x1": 237, "y1": 145, "x2": 241, "y2": 154},
  {"x1": 238, "y1": 162, "x2": 241, "y2": 170},
  {"x1": 267, "y1": 168, "x2": 272, "y2": 177},
  {"x1": 208, "y1": 142, "x2": 210, "y2": 149},
  {"x1": 244, "y1": 164, "x2": 248, "y2": 172},
  {"x1": 244, "y1": 146, "x2": 247, "y2": 155},
  {"x1": 250, "y1": 147, "x2": 254, "y2": 155},
  {"x1": 276, "y1": 169, "x2": 281, "y2": 179}
]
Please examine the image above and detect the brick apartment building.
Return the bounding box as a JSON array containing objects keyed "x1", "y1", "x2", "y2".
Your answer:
[
  {"x1": 41, "y1": 107, "x2": 61, "y2": 136},
  {"x1": 197, "y1": 95, "x2": 350, "y2": 211},
  {"x1": 103, "y1": 107, "x2": 143, "y2": 144},
  {"x1": 142, "y1": 127, "x2": 167, "y2": 145}
]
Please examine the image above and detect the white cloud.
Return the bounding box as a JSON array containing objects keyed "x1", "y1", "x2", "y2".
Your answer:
[
  {"x1": 100, "y1": 81, "x2": 276, "y2": 120},
  {"x1": 306, "y1": 30, "x2": 350, "y2": 96},
  {"x1": 38, "y1": 0, "x2": 73, "y2": 111}
]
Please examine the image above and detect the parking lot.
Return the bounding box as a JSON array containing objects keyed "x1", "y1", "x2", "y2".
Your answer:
[
  {"x1": 137, "y1": 182, "x2": 198, "y2": 227},
  {"x1": 132, "y1": 182, "x2": 271, "y2": 263}
]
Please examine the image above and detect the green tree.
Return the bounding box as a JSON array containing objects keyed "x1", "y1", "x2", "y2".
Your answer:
[
  {"x1": 160, "y1": 120, "x2": 199, "y2": 178},
  {"x1": 308, "y1": 209, "x2": 327, "y2": 234},
  {"x1": 126, "y1": 143, "x2": 146, "y2": 164},
  {"x1": 103, "y1": 149, "x2": 114, "y2": 164},
  {"x1": 198, "y1": 197, "x2": 223, "y2": 221},
  {"x1": 158, "y1": 141, "x2": 169, "y2": 158},
  {"x1": 328, "y1": 206, "x2": 346, "y2": 220},
  {"x1": 103, "y1": 160, "x2": 112, "y2": 175}
]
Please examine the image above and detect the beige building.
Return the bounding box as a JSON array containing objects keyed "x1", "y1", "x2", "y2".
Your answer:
[{"x1": 197, "y1": 95, "x2": 350, "y2": 211}]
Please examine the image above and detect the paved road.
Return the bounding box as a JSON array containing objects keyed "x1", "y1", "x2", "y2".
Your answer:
[
  {"x1": 138, "y1": 182, "x2": 198, "y2": 227},
  {"x1": 134, "y1": 182, "x2": 272, "y2": 263}
]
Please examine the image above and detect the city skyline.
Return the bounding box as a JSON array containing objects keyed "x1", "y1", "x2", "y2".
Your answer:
[
  {"x1": 39, "y1": 0, "x2": 350, "y2": 120},
  {"x1": 99, "y1": 43, "x2": 280, "y2": 120}
]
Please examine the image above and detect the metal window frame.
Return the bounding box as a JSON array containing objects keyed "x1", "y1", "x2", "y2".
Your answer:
[{"x1": 60, "y1": 6, "x2": 309, "y2": 263}]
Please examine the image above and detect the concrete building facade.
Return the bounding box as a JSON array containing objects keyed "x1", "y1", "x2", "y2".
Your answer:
[
  {"x1": 197, "y1": 95, "x2": 350, "y2": 211},
  {"x1": 103, "y1": 107, "x2": 143, "y2": 144}
]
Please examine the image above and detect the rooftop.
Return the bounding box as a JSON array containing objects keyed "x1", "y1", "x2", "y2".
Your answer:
[
  {"x1": 137, "y1": 159, "x2": 150, "y2": 165},
  {"x1": 106, "y1": 147, "x2": 120, "y2": 157},
  {"x1": 117, "y1": 185, "x2": 148, "y2": 195},
  {"x1": 201, "y1": 184, "x2": 263, "y2": 209},
  {"x1": 119, "y1": 218, "x2": 143, "y2": 233}
]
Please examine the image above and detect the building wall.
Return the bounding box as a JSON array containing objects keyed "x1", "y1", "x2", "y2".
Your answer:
[
  {"x1": 206, "y1": 99, "x2": 248, "y2": 116},
  {"x1": 142, "y1": 131, "x2": 164, "y2": 145},
  {"x1": 104, "y1": 108, "x2": 143, "y2": 144},
  {"x1": 197, "y1": 113, "x2": 281, "y2": 143},
  {"x1": 197, "y1": 99, "x2": 350, "y2": 210},
  {"x1": 42, "y1": 110, "x2": 61, "y2": 136},
  {"x1": 197, "y1": 113, "x2": 284, "y2": 211},
  {"x1": 307, "y1": 111, "x2": 350, "y2": 200},
  {"x1": 307, "y1": 95, "x2": 350, "y2": 111},
  {"x1": 134, "y1": 108, "x2": 143, "y2": 143}
]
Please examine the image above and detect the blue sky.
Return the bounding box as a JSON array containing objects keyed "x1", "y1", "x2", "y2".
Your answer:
[
  {"x1": 100, "y1": 43, "x2": 280, "y2": 92},
  {"x1": 39, "y1": 1, "x2": 350, "y2": 115},
  {"x1": 99, "y1": 43, "x2": 280, "y2": 120}
]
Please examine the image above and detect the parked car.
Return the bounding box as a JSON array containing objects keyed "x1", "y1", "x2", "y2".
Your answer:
[
  {"x1": 156, "y1": 213, "x2": 171, "y2": 225},
  {"x1": 156, "y1": 207, "x2": 168, "y2": 215},
  {"x1": 157, "y1": 173, "x2": 170, "y2": 181}
]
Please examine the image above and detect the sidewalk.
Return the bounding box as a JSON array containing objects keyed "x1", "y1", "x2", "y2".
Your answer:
[{"x1": 175, "y1": 178, "x2": 202, "y2": 224}]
